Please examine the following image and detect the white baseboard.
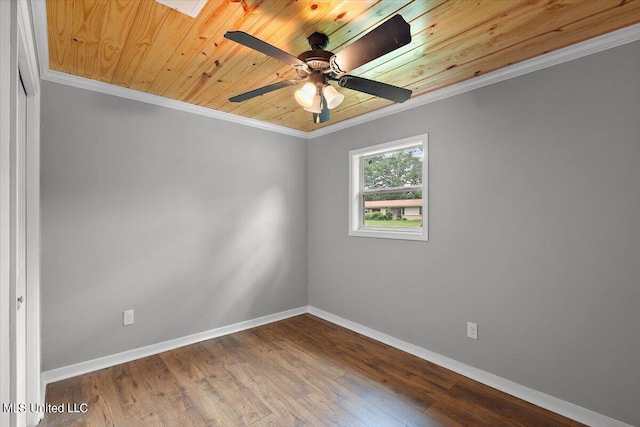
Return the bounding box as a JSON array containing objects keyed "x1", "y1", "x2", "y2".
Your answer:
[
  {"x1": 41, "y1": 305, "x2": 631, "y2": 427},
  {"x1": 41, "y1": 306, "x2": 307, "y2": 387},
  {"x1": 307, "y1": 306, "x2": 632, "y2": 427}
]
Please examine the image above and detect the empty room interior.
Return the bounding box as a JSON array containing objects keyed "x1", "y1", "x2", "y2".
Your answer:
[{"x1": 1, "y1": 0, "x2": 639, "y2": 426}]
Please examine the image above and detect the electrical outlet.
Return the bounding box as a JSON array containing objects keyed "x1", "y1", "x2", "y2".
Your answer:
[
  {"x1": 123, "y1": 309, "x2": 134, "y2": 326},
  {"x1": 467, "y1": 322, "x2": 478, "y2": 340}
]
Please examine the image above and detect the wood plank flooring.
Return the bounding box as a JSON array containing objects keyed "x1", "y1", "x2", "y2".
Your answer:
[{"x1": 41, "y1": 314, "x2": 588, "y2": 426}]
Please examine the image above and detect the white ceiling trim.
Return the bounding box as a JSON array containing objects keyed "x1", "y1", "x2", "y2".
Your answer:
[
  {"x1": 41, "y1": 69, "x2": 309, "y2": 138},
  {"x1": 30, "y1": 0, "x2": 640, "y2": 140}
]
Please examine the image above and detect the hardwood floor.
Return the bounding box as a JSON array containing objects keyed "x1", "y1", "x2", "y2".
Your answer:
[{"x1": 41, "y1": 314, "x2": 588, "y2": 426}]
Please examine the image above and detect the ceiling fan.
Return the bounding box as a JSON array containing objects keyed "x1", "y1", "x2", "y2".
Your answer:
[{"x1": 224, "y1": 14, "x2": 413, "y2": 124}]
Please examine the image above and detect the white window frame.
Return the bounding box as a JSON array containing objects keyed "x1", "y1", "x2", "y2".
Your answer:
[{"x1": 349, "y1": 134, "x2": 428, "y2": 241}]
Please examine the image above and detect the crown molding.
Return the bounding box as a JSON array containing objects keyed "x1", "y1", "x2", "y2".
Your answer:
[
  {"x1": 30, "y1": 0, "x2": 640, "y2": 141},
  {"x1": 41, "y1": 69, "x2": 309, "y2": 138}
]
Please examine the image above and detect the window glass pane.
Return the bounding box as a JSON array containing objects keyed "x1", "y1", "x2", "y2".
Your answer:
[
  {"x1": 349, "y1": 134, "x2": 427, "y2": 241},
  {"x1": 363, "y1": 146, "x2": 423, "y2": 191},
  {"x1": 363, "y1": 191, "x2": 422, "y2": 228}
]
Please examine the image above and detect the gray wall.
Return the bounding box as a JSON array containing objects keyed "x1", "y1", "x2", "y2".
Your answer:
[
  {"x1": 41, "y1": 82, "x2": 308, "y2": 370},
  {"x1": 308, "y1": 41, "x2": 640, "y2": 425}
]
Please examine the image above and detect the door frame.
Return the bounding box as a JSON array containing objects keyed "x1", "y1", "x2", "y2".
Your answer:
[
  {"x1": 19, "y1": 1, "x2": 42, "y2": 424},
  {"x1": 1, "y1": 1, "x2": 41, "y2": 426},
  {"x1": 0, "y1": 2, "x2": 17, "y2": 426}
]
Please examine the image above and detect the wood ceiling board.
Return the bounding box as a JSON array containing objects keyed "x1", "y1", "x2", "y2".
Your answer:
[
  {"x1": 396, "y1": 5, "x2": 584, "y2": 85},
  {"x1": 45, "y1": 0, "x2": 640, "y2": 132},
  {"x1": 46, "y1": 0, "x2": 75, "y2": 72},
  {"x1": 361, "y1": 0, "x2": 637, "y2": 91},
  {"x1": 353, "y1": 0, "x2": 576, "y2": 85},
  {"x1": 109, "y1": 0, "x2": 177, "y2": 88},
  {"x1": 145, "y1": 0, "x2": 242, "y2": 96},
  {"x1": 156, "y1": 4, "x2": 249, "y2": 102},
  {"x1": 348, "y1": 0, "x2": 525, "y2": 79},
  {"x1": 408, "y1": 0, "x2": 640, "y2": 96},
  {"x1": 94, "y1": 0, "x2": 141, "y2": 82},
  {"x1": 67, "y1": 0, "x2": 109, "y2": 78},
  {"x1": 126, "y1": 9, "x2": 196, "y2": 91}
]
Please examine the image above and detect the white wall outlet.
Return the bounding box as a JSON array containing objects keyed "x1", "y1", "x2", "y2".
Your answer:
[
  {"x1": 123, "y1": 309, "x2": 134, "y2": 326},
  {"x1": 467, "y1": 322, "x2": 478, "y2": 339}
]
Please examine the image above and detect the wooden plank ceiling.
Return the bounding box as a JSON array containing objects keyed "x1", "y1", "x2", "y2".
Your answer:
[{"x1": 46, "y1": 0, "x2": 640, "y2": 132}]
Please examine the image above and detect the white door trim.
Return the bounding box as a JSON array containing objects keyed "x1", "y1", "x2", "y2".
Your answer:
[
  {"x1": 1, "y1": 1, "x2": 41, "y2": 426},
  {"x1": 11, "y1": 71, "x2": 28, "y2": 427},
  {"x1": 18, "y1": 1, "x2": 42, "y2": 425},
  {"x1": 0, "y1": 1, "x2": 18, "y2": 426}
]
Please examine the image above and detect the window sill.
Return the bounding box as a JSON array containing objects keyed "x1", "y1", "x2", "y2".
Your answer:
[{"x1": 349, "y1": 227, "x2": 428, "y2": 241}]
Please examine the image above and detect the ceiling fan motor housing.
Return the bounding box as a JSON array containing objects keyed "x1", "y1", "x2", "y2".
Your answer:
[
  {"x1": 295, "y1": 31, "x2": 335, "y2": 78},
  {"x1": 297, "y1": 48, "x2": 334, "y2": 77}
]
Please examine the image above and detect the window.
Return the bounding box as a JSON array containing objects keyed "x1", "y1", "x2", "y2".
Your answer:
[{"x1": 349, "y1": 134, "x2": 428, "y2": 241}]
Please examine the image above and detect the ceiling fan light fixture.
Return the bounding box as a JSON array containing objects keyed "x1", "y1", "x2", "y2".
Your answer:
[
  {"x1": 322, "y1": 84, "x2": 344, "y2": 109},
  {"x1": 294, "y1": 82, "x2": 317, "y2": 108},
  {"x1": 304, "y1": 94, "x2": 322, "y2": 113}
]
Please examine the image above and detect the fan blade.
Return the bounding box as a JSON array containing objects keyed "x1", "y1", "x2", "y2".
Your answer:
[
  {"x1": 224, "y1": 31, "x2": 308, "y2": 69},
  {"x1": 338, "y1": 75, "x2": 411, "y2": 103},
  {"x1": 331, "y1": 14, "x2": 411, "y2": 73},
  {"x1": 229, "y1": 80, "x2": 300, "y2": 102}
]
